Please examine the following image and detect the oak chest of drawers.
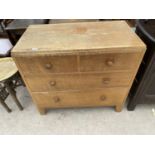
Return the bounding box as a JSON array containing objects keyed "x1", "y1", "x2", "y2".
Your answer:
[{"x1": 11, "y1": 21, "x2": 146, "y2": 114}]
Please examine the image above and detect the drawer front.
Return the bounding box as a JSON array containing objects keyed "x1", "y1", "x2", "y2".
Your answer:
[
  {"x1": 26, "y1": 72, "x2": 132, "y2": 92},
  {"x1": 80, "y1": 53, "x2": 141, "y2": 72},
  {"x1": 32, "y1": 87, "x2": 128, "y2": 108},
  {"x1": 15, "y1": 55, "x2": 78, "y2": 75}
]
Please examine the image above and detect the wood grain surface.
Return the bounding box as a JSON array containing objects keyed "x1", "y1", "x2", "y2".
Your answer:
[{"x1": 12, "y1": 21, "x2": 145, "y2": 56}]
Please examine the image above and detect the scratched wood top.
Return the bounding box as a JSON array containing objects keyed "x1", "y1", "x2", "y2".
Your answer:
[{"x1": 12, "y1": 21, "x2": 146, "y2": 56}]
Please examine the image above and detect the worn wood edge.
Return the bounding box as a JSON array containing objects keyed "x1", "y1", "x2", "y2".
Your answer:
[
  {"x1": 31, "y1": 86, "x2": 129, "y2": 94},
  {"x1": 116, "y1": 48, "x2": 146, "y2": 109},
  {"x1": 11, "y1": 46, "x2": 146, "y2": 57},
  {"x1": 30, "y1": 85, "x2": 130, "y2": 93},
  {"x1": 23, "y1": 70, "x2": 134, "y2": 77},
  {"x1": 12, "y1": 57, "x2": 39, "y2": 107},
  {"x1": 37, "y1": 104, "x2": 116, "y2": 109},
  {"x1": 17, "y1": 68, "x2": 142, "y2": 77},
  {"x1": 21, "y1": 70, "x2": 137, "y2": 78}
]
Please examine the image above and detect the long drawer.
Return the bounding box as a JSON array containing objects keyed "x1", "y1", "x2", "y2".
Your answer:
[
  {"x1": 32, "y1": 87, "x2": 128, "y2": 108},
  {"x1": 26, "y1": 72, "x2": 132, "y2": 92}
]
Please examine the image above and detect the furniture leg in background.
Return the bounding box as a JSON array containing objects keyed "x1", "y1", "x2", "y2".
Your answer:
[
  {"x1": 127, "y1": 20, "x2": 155, "y2": 110},
  {"x1": 0, "y1": 58, "x2": 24, "y2": 112}
]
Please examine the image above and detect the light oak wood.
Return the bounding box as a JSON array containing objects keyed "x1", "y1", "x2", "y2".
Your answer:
[
  {"x1": 12, "y1": 21, "x2": 145, "y2": 56},
  {"x1": 33, "y1": 87, "x2": 128, "y2": 108},
  {"x1": 15, "y1": 55, "x2": 78, "y2": 75},
  {"x1": 25, "y1": 72, "x2": 132, "y2": 92},
  {"x1": 12, "y1": 21, "x2": 146, "y2": 114},
  {"x1": 80, "y1": 53, "x2": 142, "y2": 72}
]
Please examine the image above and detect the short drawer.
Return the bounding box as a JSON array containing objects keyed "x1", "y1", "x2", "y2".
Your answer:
[
  {"x1": 15, "y1": 55, "x2": 78, "y2": 75},
  {"x1": 26, "y1": 72, "x2": 132, "y2": 92},
  {"x1": 80, "y1": 53, "x2": 141, "y2": 72},
  {"x1": 32, "y1": 87, "x2": 128, "y2": 108}
]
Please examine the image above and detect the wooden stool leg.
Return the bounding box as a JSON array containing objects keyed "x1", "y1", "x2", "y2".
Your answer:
[
  {"x1": 0, "y1": 98, "x2": 12, "y2": 113},
  {"x1": 5, "y1": 83, "x2": 23, "y2": 111}
]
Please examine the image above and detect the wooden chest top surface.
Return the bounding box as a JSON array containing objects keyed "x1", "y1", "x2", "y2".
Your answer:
[{"x1": 12, "y1": 21, "x2": 146, "y2": 56}]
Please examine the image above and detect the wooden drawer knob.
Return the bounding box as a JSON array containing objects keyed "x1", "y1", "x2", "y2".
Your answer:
[
  {"x1": 45, "y1": 63, "x2": 52, "y2": 69},
  {"x1": 53, "y1": 96, "x2": 60, "y2": 103},
  {"x1": 50, "y1": 81, "x2": 56, "y2": 86},
  {"x1": 100, "y1": 95, "x2": 106, "y2": 101},
  {"x1": 102, "y1": 78, "x2": 110, "y2": 84},
  {"x1": 106, "y1": 60, "x2": 114, "y2": 66}
]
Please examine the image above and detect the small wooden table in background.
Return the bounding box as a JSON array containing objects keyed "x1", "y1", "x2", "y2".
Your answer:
[{"x1": 0, "y1": 58, "x2": 24, "y2": 112}]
